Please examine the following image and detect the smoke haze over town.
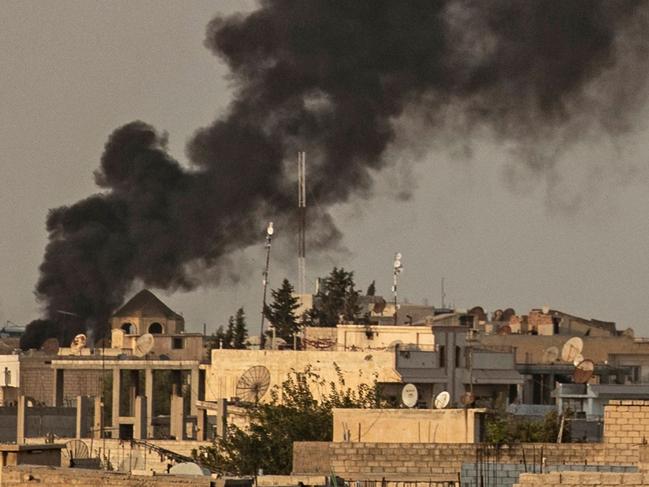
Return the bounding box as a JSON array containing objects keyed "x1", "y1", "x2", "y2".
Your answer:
[{"x1": 1, "y1": 1, "x2": 649, "y2": 346}]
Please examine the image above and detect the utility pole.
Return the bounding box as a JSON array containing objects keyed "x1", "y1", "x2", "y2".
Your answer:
[{"x1": 259, "y1": 222, "x2": 274, "y2": 349}]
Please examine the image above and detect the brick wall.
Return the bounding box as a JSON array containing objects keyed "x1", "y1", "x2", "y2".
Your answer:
[
  {"x1": 293, "y1": 442, "x2": 639, "y2": 480},
  {"x1": 1, "y1": 465, "x2": 213, "y2": 486},
  {"x1": 514, "y1": 472, "x2": 649, "y2": 486},
  {"x1": 603, "y1": 400, "x2": 649, "y2": 445}
]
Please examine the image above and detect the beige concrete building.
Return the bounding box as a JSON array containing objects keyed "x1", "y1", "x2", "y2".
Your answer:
[
  {"x1": 204, "y1": 349, "x2": 401, "y2": 403},
  {"x1": 335, "y1": 324, "x2": 435, "y2": 351}
]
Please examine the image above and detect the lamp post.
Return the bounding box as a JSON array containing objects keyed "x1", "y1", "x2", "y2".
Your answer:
[
  {"x1": 392, "y1": 252, "x2": 403, "y2": 326},
  {"x1": 259, "y1": 222, "x2": 274, "y2": 349}
]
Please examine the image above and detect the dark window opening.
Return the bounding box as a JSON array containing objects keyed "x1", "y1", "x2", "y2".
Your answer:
[
  {"x1": 148, "y1": 322, "x2": 163, "y2": 334},
  {"x1": 172, "y1": 337, "x2": 184, "y2": 349},
  {"x1": 439, "y1": 345, "x2": 446, "y2": 368},
  {"x1": 121, "y1": 322, "x2": 135, "y2": 334}
]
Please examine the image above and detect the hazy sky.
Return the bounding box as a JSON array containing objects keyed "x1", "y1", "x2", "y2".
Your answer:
[{"x1": 1, "y1": 2, "x2": 649, "y2": 336}]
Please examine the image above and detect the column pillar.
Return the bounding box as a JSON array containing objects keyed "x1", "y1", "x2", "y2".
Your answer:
[
  {"x1": 134, "y1": 396, "x2": 147, "y2": 440},
  {"x1": 93, "y1": 396, "x2": 102, "y2": 440},
  {"x1": 169, "y1": 392, "x2": 185, "y2": 440},
  {"x1": 196, "y1": 408, "x2": 207, "y2": 441},
  {"x1": 52, "y1": 369, "x2": 64, "y2": 407},
  {"x1": 190, "y1": 368, "x2": 199, "y2": 417},
  {"x1": 75, "y1": 396, "x2": 91, "y2": 438},
  {"x1": 112, "y1": 368, "x2": 121, "y2": 435},
  {"x1": 145, "y1": 368, "x2": 153, "y2": 438},
  {"x1": 16, "y1": 395, "x2": 26, "y2": 444}
]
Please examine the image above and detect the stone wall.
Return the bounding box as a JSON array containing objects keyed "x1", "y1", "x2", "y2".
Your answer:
[
  {"x1": 292, "y1": 442, "x2": 639, "y2": 480},
  {"x1": 514, "y1": 472, "x2": 649, "y2": 486},
  {"x1": 603, "y1": 400, "x2": 649, "y2": 445},
  {"x1": 1, "y1": 465, "x2": 213, "y2": 486},
  {"x1": 0, "y1": 407, "x2": 76, "y2": 442},
  {"x1": 332, "y1": 408, "x2": 484, "y2": 443}
]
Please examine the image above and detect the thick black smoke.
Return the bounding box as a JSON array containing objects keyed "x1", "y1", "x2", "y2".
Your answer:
[{"x1": 22, "y1": 0, "x2": 649, "y2": 348}]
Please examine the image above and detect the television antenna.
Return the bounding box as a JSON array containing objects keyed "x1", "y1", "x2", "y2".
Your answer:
[
  {"x1": 133, "y1": 333, "x2": 155, "y2": 357},
  {"x1": 401, "y1": 383, "x2": 418, "y2": 408},
  {"x1": 392, "y1": 252, "x2": 403, "y2": 326},
  {"x1": 434, "y1": 391, "x2": 450, "y2": 409},
  {"x1": 297, "y1": 151, "x2": 307, "y2": 294},
  {"x1": 259, "y1": 222, "x2": 274, "y2": 348},
  {"x1": 236, "y1": 366, "x2": 271, "y2": 403}
]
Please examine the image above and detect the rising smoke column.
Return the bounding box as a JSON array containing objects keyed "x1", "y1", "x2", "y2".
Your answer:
[{"x1": 22, "y1": 0, "x2": 649, "y2": 348}]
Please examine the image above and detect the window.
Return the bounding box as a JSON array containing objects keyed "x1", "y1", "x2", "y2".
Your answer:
[
  {"x1": 172, "y1": 337, "x2": 184, "y2": 350},
  {"x1": 439, "y1": 345, "x2": 446, "y2": 367},
  {"x1": 148, "y1": 322, "x2": 163, "y2": 334},
  {"x1": 455, "y1": 346, "x2": 462, "y2": 368},
  {"x1": 121, "y1": 322, "x2": 135, "y2": 334}
]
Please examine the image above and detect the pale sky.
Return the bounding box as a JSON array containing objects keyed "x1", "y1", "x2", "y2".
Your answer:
[{"x1": 1, "y1": 1, "x2": 649, "y2": 336}]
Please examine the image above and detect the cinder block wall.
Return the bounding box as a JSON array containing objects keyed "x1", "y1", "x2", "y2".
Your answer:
[
  {"x1": 603, "y1": 400, "x2": 649, "y2": 445},
  {"x1": 1, "y1": 465, "x2": 212, "y2": 486},
  {"x1": 293, "y1": 442, "x2": 639, "y2": 479}
]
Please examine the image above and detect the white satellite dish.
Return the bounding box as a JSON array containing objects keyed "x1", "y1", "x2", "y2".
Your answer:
[
  {"x1": 542, "y1": 346, "x2": 560, "y2": 363},
  {"x1": 70, "y1": 334, "x2": 87, "y2": 354},
  {"x1": 133, "y1": 333, "x2": 155, "y2": 357},
  {"x1": 434, "y1": 391, "x2": 450, "y2": 409},
  {"x1": 561, "y1": 337, "x2": 584, "y2": 362},
  {"x1": 401, "y1": 383, "x2": 418, "y2": 408}
]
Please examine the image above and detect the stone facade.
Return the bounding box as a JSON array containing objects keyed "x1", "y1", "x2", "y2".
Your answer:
[{"x1": 514, "y1": 472, "x2": 649, "y2": 486}]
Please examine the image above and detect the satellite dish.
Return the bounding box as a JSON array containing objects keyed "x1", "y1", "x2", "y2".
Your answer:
[
  {"x1": 460, "y1": 391, "x2": 475, "y2": 406},
  {"x1": 401, "y1": 383, "x2": 418, "y2": 408},
  {"x1": 41, "y1": 338, "x2": 59, "y2": 355},
  {"x1": 70, "y1": 334, "x2": 87, "y2": 353},
  {"x1": 542, "y1": 346, "x2": 560, "y2": 364},
  {"x1": 169, "y1": 462, "x2": 210, "y2": 476},
  {"x1": 236, "y1": 366, "x2": 271, "y2": 403},
  {"x1": 133, "y1": 333, "x2": 155, "y2": 357},
  {"x1": 573, "y1": 359, "x2": 595, "y2": 384},
  {"x1": 573, "y1": 354, "x2": 585, "y2": 367},
  {"x1": 266, "y1": 221, "x2": 274, "y2": 236},
  {"x1": 542, "y1": 305, "x2": 550, "y2": 314},
  {"x1": 561, "y1": 337, "x2": 584, "y2": 362},
  {"x1": 434, "y1": 391, "x2": 450, "y2": 409},
  {"x1": 373, "y1": 299, "x2": 387, "y2": 314}
]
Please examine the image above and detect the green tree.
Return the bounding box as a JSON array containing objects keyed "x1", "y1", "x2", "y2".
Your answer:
[
  {"x1": 307, "y1": 267, "x2": 361, "y2": 327},
  {"x1": 233, "y1": 307, "x2": 248, "y2": 349},
  {"x1": 264, "y1": 279, "x2": 300, "y2": 343},
  {"x1": 485, "y1": 409, "x2": 569, "y2": 444},
  {"x1": 224, "y1": 316, "x2": 235, "y2": 349},
  {"x1": 366, "y1": 280, "x2": 376, "y2": 296},
  {"x1": 196, "y1": 365, "x2": 389, "y2": 475}
]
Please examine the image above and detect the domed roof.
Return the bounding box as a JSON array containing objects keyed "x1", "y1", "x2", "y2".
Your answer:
[{"x1": 112, "y1": 289, "x2": 183, "y2": 320}]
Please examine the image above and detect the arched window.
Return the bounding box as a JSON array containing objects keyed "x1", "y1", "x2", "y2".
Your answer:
[
  {"x1": 148, "y1": 322, "x2": 163, "y2": 334},
  {"x1": 121, "y1": 322, "x2": 135, "y2": 334}
]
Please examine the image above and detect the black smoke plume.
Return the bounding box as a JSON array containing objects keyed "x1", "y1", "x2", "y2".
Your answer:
[{"x1": 22, "y1": 0, "x2": 649, "y2": 348}]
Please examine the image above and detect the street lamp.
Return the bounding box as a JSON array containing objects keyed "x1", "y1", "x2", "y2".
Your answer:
[
  {"x1": 392, "y1": 252, "x2": 403, "y2": 326},
  {"x1": 259, "y1": 222, "x2": 274, "y2": 348}
]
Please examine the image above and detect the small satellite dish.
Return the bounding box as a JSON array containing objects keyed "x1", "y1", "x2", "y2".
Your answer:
[
  {"x1": 401, "y1": 383, "x2": 418, "y2": 408},
  {"x1": 434, "y1": 391, "x2": 450, "y2": 409},
  {"x1": 70, "y1": 334, "x2": 87, "y2": 353},
  {"x1": 133, "y1": 333, "x2": 155, "y2": 357},
  {"x1": 573, "y1": 359, "x2": 595, "y2": 384},
  {"x1": 460, "y1": 391, "x2": 475, "y2": 406},
  {"x1": 542, "y1": 346, "x2": 560, "y2": 364},
  {"x1": 41, "y1": 338, "x2": 59, "y2": 355},
  {"x1": 573, "y1": 354, "x2": 585, "y2": 367},
  {"x1": 561, "y1": 337, "x2": 584, "y2": 362},
  {"x1": 266, "y1": 221, "x2": 274, "y2": 236}
]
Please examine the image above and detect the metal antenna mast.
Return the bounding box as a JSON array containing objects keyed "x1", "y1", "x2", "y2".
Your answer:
[
  {"x1": 297, "y1": 151, "x2": 306, "y2": 294},
  {"x1": 392, "y1": 252, "x2": 403, "y2": 326},
  {"x1": 259, "y1": 222, "x2": 274, "y2": 348}
]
